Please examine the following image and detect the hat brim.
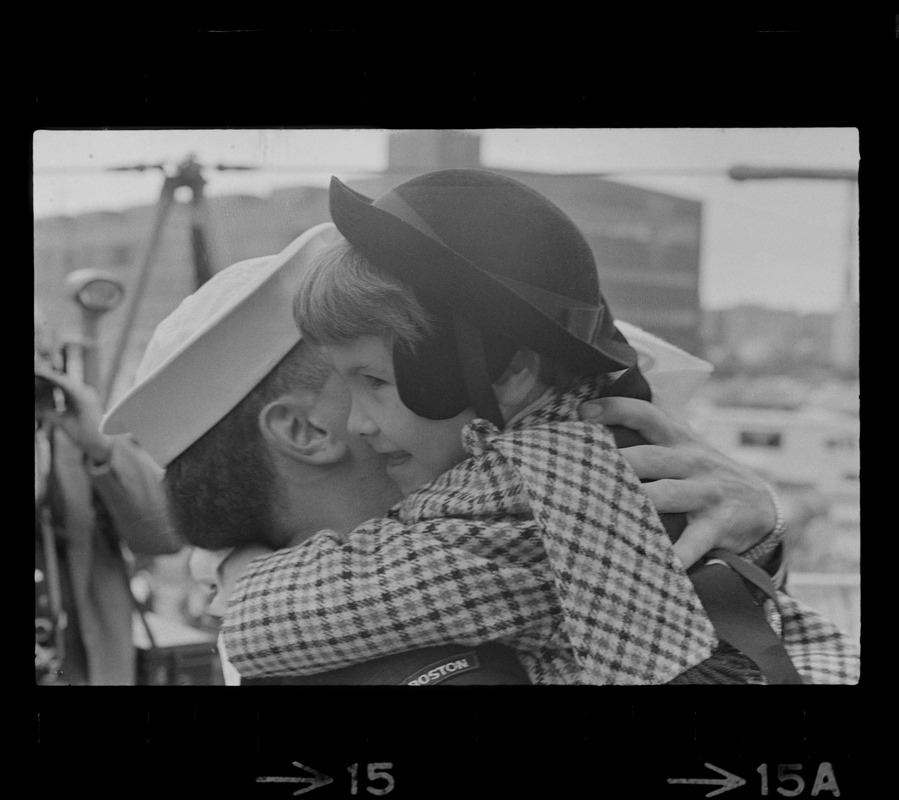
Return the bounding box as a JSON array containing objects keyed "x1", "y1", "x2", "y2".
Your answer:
[{"x1": 329, "y1": 178, "x2": 637, "y2": 375}]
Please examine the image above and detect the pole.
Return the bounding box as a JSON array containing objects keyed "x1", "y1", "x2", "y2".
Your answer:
[
  {"x1": 102, "y1": 175, "x2": 178, "y2": 404},
  {"x1": 183, "y1": 158, "x2": 216, "y2": 287},
  {"x1": 728, "y1": 165, "x2": 858, "y2": 181}
]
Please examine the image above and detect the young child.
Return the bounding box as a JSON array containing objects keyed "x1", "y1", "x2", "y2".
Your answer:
[{"x1": 221, "y1": 169, "x2": 859, "y2": 685}]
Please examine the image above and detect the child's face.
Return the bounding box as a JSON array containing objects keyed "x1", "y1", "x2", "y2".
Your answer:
[{"x1": 324, "y1": 335, "x2": 476, "y2": 496}]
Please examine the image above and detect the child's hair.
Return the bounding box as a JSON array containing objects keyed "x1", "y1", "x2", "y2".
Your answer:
[
  {"x1": 294, "y1": 237, "x2": 435, "y2": 354},
  {"x1": 295, "y1": 236, "x2": 587, "y2": 393}
]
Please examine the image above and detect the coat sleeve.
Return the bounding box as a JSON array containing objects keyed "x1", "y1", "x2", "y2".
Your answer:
[
  {"x1": 89, "y1": 435, "x2": 184, "y2": 555},
  {"x1": 220, "y1": 516, "x2": 561, "y2": 678}
]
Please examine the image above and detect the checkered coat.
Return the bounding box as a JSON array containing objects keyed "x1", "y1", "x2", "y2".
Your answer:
[{"x1": 221, "y1": 378, "x2": 859, "y2": 685}]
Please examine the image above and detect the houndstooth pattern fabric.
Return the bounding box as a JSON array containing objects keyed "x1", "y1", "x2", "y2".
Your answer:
[
  {"x1": 776, "y1": 594, "x2": 860, "y2": 684},
  {"x1": 452, "y1": 418, "x2": 719, "y2": 684},
  {"x1": 221, "y1": 376, "x2": 857, "y2": 684},
  {"x1": 222, "y1": 377, "x2": 721, "y2": 683}
]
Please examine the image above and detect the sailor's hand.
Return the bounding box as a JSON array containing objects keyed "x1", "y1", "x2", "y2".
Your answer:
[
  {"x1": 34, "y1": 367, "x2": 113, "y2": 463},
  {"x1": 578, "y1": 397, "x2": 776, "y2": 568}
]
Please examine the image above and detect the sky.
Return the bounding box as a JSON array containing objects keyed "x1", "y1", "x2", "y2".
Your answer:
[{"x1": 32, "y1": 128, "x2": 859, "y2": 312}]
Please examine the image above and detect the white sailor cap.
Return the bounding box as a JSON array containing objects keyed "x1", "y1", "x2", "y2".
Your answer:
[{"x1": 102, "y1": 223, "x2": 339, "y2": 467}]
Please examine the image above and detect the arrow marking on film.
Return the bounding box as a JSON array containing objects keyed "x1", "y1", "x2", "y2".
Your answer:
[
  {"x1": 257, "y1": 761, "x2": 334, "y2": 796},
  {"x1": 667, "y1": 762, "x2": 746, "y2": 797}
]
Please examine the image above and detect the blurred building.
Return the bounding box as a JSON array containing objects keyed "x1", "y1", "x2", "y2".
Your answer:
[
  {"x1": 830, "y1": 299, "x2": 860, "y2": 375},
  {"x1": 34, "y1": 130, "x2": 703, "y2": 399},
  {"x1": 691, "y1": 403, "x2": 859, "y2": 492},
  {"x1": 703, "y1": 304, "x2": 855, "y2": 376},
  {"x1": 353, "y1": 131, "x2": 704, "y2": 355}
]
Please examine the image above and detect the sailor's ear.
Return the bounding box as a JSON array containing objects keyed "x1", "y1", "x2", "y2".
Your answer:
[
  {"x1": 258, "y1": 394, "x2": 348, "y2": 465},
  {"x1": 492, "y1": 348, "x2": 543, "y2": 410}
]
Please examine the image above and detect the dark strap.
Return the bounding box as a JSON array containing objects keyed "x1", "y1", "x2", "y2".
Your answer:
[
  {"x1": 451, "y1": 311, "x2": 504, "y2": 428},
  {"x1": 705, "y1": 547, "x2": 783, "y2": 607},
  {"x1": 689, "y1": 561, "x2": 803, "y2": 684},
  {"x1": 242, "y1": 643, "x2": 531, "y2": 686}
]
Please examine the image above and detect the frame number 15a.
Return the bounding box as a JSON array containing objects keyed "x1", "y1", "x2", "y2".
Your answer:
[
  {"x1": 669, "y1": 761, "x2": 841, "y2": 797},
  {"x1": 758, "y1": 763, "x2": 840, "y2": 797}
]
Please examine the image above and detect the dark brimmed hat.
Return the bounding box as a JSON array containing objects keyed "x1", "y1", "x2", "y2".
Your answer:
[{"x1": 329, "y1": 169, "x2": 648, "y2": 423}]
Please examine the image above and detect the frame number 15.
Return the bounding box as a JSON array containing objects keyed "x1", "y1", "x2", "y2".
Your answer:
[{"x1": 347, "y1": 762, "x2": 395, "y2": 796}]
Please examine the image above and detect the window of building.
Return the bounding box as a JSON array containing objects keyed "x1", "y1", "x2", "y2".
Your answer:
[{"x1": 739, "y1": 430, "x2": 783, "y2": 448}]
